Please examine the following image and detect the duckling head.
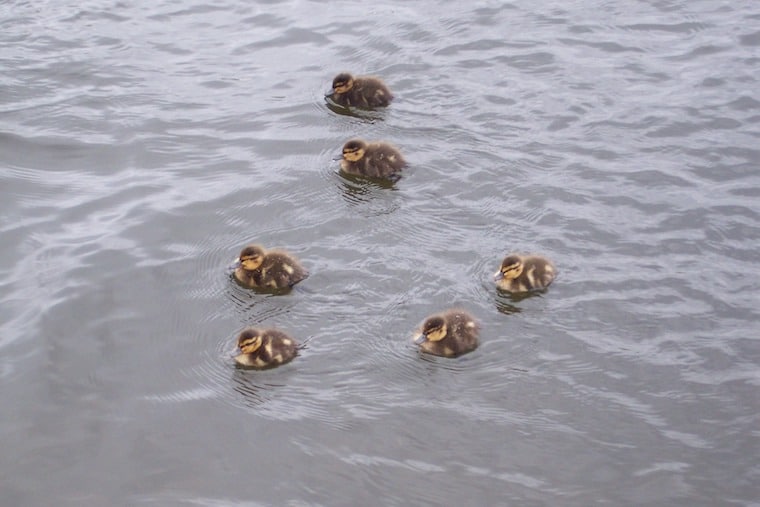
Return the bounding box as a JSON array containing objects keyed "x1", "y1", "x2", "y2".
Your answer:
[
  {"x1": 236, "y1": 328, "x2": 263, "y2": 355},
  {"x1": 494, "y1": 254, "x2": 524, "y2": 281},
  {"x1": 238, "y1": 245, "x2": 265, "y2": 271},
  {"x1": 414, "y1": 316, "x2": 448, "y2": 345},
  {"x1": 342, "y1": 139, "x2": 367, "y2": 162},
  {"x1": 332, "y1": 73, "x2": 355, "y2": 94}
]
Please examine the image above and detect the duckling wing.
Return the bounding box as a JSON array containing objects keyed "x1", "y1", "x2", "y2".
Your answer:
[
  {"x1": 370, "y1": 146, "x2": 406, "y2": 177},
  {"x1": 265, "y1": 252, "x2": 307, "y2": 287},
  {"x1": 370, "y1": 88, "x2": 392, "y2": 107},
  {"x1": 526, "y1": 257, "x2": 556, "y2": 289}
]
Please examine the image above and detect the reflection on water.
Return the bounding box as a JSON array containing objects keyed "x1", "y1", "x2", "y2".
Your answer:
[
  {"x1": 339, "y1": 173, "x2": 400, "y2": 201},
  {"x1": 230, "y1": 369, "x2": 281, "y2": 409},
  {"x1": 1, "y1": 0, "x2": 759, "y2": 505},
  {"x1": 493, "y1": 296, "x2": 524, "y2": 315},
  {"x1": 324, "y1": 98, "x2": 387, "y2": 122},
  {"x1": 336, "y1": 175, "x2": 404, "y2": 219}
]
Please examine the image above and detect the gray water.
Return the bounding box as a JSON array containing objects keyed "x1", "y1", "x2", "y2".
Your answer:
[{"x1": 1, "y1": 1, "x2": 759, "y2": 505}]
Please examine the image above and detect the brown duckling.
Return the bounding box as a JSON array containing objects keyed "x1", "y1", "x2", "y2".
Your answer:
[
  {"x1": 340, "y1": 139, "x2": 406, "y2": 179},
  {"x1": 329, "y1": 72, "x2": 393, "y2": 108},
  {"x1": 494, "y1": 253, "x2": 556, "y2": 293},
  {"x1": 413, "y1": 309, "x2": 479, "y2": 358},
  {"x1": 233, "y1": 244, "x2": 308, "y2": 290},
  {"x1": 234, "y1": 327, "x2": 299, "y2": 369}
]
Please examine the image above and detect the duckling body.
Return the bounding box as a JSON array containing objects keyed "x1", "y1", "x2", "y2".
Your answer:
[
  {"x1": 413, "y1": 309, "x2": 479, "y2": 358},
  {"x1": 233, "y1": 244, "x2": 308, "y2": 290},
  {"x1": 494, "y1": 254, "x2": 556, "y2": 293},
  {"x1": 234, "y1": 327, "x2": 299, "y2": 369},
  {"x1": 340, "y1": 139, "x2": 406, "y2": 179},
  {"x1": 329, "y1": 73, "x2": 393, "y2": 109}
]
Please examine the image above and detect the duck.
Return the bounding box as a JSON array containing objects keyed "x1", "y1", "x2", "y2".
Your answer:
[
  {"x1": 494, "y1": 253, "x2": 556, "y2": 293},
  {"x1": 328, "y1": 72, "x2": 393, "y2": 108},
  {"x1": 413, "y1": 309, "x2": 479, "y2": 358},
  {"x1": 233, "y1": 327, "x2": 299, "y2": 369},
  {"x1": 340, "y1": 139, "x2": 406, "y2": 179},
  {"x1": 232, "y1": 244, "x2": 308, "y2": 290}
]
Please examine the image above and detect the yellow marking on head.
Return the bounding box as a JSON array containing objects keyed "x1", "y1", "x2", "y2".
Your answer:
[
  {"x1": 239, "y1": 335, "x2": 262, "y2": 354},
  {"x1": 333, "y1": 81, "x2": 353, "y2": 94},
  {"x1": 502, "y1": 264, "x2": 523, "y2": 280},
  {"x1": 241, "y1": 258, "x2": 263, "y2": 270},
  {"x1": 426, "y1": 325, "x2": 447, "y2": 342},
  {"x1": 343, "y1": 148, "x2": 365, "y2": 162}
]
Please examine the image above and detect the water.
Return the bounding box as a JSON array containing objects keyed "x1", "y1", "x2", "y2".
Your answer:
[{"x1": 1, "y1": 1, "x2": 759, "y2": 505}]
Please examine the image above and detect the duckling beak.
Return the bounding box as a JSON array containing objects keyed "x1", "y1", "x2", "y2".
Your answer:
[
  {"x1": 413, "y1": 333, "x2": 427, "y2": 345},
  {"x1": 230, "y1": 347, "x2": 241, "y2": 358},
  {"x1": 229, "y1": 257, "x2": 242, "y2": 270},
  {"x1": 332, "y1": 153, "x2": 342, "y2": 161},
  {"x1": 493, "y1": 270, "x2": 504, "y2": 281}
]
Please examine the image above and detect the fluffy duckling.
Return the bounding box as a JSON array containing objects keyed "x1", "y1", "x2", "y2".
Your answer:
[
  {"x1": 329, "y1": 72, "x2": 393, "y2": 108},
  {"x1": 234, "y1": 327, "x2": 299, "y2": 369},
  {"x1": 413, "y1": 309, "x2": 479, "y2": 358},
  {"x1": 494, "y1": 253, "x2": 556, "y2": 293},
  {"x1": 233, "y1": 244, "x2": 308, "y2": 290},
  {"x1": 340, "y1": 139, "x2": 406, "y2": 179}
]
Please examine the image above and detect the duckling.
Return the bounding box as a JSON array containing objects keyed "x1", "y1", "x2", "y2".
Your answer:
[
  {"x1": 328, "y1": 72, "x2": 393, "y2": 108},
  {"x1": 233, "y1": 244, "x2": 308, "y2": 290},
  {"x1": 413, "y1": 309, "x2": 479, "y2": 358},
  {"x1": 234, "y1": 327, "x2": 299, "y2": 369},
  {"x1": 494, "y1": 253, "x2": 556, "y2": 293},
  {"x1": 340, "y1": 139, "x2": 406, "y2": 179}
]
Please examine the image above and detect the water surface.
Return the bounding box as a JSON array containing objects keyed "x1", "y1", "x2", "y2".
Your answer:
[{"x1": 1, "y1": 1, "x2": 759, "y2": 505}]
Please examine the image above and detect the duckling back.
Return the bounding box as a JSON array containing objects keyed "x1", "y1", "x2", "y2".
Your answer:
[
  {"x1": 331, "y1": 74, "x2": 393, "y2": 108},
  {"x1": 496, "y1": 254, "x2": 556, "y2": 293},
  {"x1": 234, "y1": 329, "x2": 299, "y2": 369},
  {"x1": 341, "y1": 141, "x2": 406, "y2": 179},
  {"x1": 418, "y1": 310, "x2": 479, "y2": 358},
  {"x1": 233, "y1": 248, "x2": 308, "y2": 290},
  {"x1": 259, "y1": 250, "x2": 308, "y2": 289}
]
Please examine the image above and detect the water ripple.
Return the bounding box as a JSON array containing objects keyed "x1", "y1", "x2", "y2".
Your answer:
[{"x1": 1, "y1": 0, "x2": 759, "y2": 505}]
